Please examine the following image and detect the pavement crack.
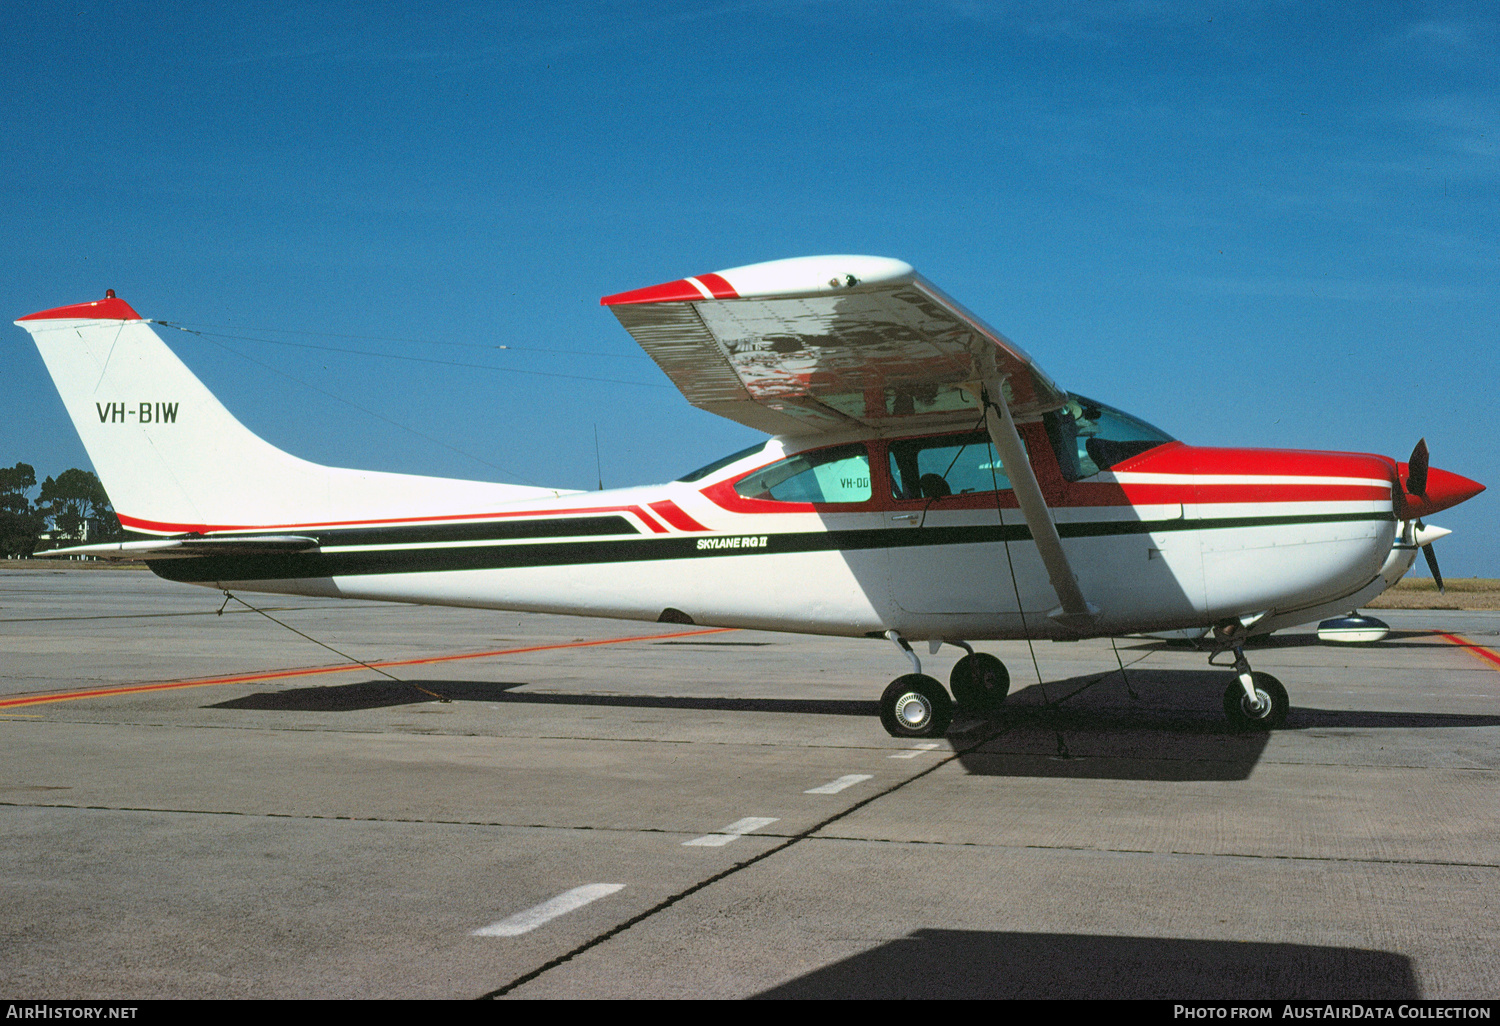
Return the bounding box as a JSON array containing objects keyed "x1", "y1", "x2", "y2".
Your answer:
[{"x1": 0, "y1": 800, "x2": 751, "y2": 838}]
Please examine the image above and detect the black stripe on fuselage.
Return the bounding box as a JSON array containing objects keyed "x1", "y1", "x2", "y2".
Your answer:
[
  {"x1": 193, "y1": 514, "x2": 639, "y2": 549},
  {"x1": 149, "y1": 509, "x2": 1393, "y2": 583}
]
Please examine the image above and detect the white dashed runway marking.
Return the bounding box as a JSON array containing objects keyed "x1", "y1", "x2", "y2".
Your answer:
[
  {"x1": 889, "y1": 742, "x2": 942, "y2": 759},
  {"x1": 682, "y1": 816, "x2": 779, "y2": 847},
  {"x1": 804, "y1": 773, "x2": 873, "y2": 794},
  {"x1": 471, "y1": 883, "x2": 626, "y2": 937}
]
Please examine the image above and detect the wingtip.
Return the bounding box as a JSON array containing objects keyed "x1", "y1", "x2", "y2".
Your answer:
[
  {"x1": 601, "y1": 274, "x2": 739, "y2": 307},
  {"x1": 600, "y1": 256, "x2": 914, "y2": 307}
]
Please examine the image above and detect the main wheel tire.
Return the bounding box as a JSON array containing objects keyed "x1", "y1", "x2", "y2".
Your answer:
[
  {"x1": 1223, "y1": 672, "x2": 1289, "y2": 731},
  {"x1": 949, "y1": 653, "x2": 1010, "y2": 713},
  {"x1": 879, "y1": 673, "x2": 953, "y2": 738}
]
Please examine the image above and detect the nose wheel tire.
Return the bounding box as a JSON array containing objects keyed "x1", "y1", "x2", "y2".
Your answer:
[
  {"x1": 880, "y1": 673, "x2": 953, "y2": 738},
  {"x1": 1223, "y1": 672, "x2": 1289, "y2": 731},
  {"x1": 950, "y1": 653, "x2": 1009, "y2": 713}
]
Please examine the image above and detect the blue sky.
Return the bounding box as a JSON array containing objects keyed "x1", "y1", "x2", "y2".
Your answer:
[{"x1": 4, "y1": 1, "x2": 1496, "y2": 574}]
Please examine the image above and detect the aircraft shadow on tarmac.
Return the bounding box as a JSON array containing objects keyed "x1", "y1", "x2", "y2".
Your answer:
[
  {"x1": 751, "y1": 929, "x2": 1420, "y2": 1000},
  {"x1": 207, "y1": 668, "x2": 1500, "y2": 783},
  {"x1": 208, "y1": 680, "x2": 880, "y2": 718},
  {"x1": 957, "y1": 670, "x2": 1500, "y2": 782}
]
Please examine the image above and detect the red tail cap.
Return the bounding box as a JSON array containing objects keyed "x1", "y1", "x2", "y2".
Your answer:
[{"x1": 18, "y1": 293, "x2": 143, "y2": 321}]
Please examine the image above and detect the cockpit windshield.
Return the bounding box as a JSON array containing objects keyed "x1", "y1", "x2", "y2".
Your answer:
[
  {"x1": 1044, "y1": 395, "x2": 1174, "y2": 481},
  {"x1": 676, "y1": 441, "x2": 769, "y2": 483}
]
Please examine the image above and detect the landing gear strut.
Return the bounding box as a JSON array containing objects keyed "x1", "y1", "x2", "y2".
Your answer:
[
  {"x1": 877, "y1": 634, "x2": 1008, "y2": 737},
  {"x1": 1218, "y1": 643, "x2": 1288, "y2": 731}
]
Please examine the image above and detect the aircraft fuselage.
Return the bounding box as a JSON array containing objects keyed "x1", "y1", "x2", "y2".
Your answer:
[{"x1": 146, "y1": 428, "x2": 1436, "y2": 643}]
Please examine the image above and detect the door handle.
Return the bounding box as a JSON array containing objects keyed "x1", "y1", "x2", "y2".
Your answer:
[{"x1": 891, "y1": 513, "x2": 920, "y2": 523}]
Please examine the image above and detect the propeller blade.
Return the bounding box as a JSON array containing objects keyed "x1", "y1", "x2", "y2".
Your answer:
[
  {"x1": 1406, "y1": 438, "x2": 1429, "y2": 497},
  {"x1": 1422, "y1": 542, "x2": 1445, "y2": 593}
]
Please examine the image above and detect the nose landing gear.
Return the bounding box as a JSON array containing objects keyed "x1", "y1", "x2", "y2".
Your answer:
[{"x1": 1217, "y1": 642, "x2": 1288, "y2": 731}]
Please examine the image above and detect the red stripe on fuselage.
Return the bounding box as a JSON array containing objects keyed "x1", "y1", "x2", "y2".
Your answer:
[
  {"x1": 117, "y1": 504, "x2": 669, "y2": 537},
  {"x1": 648, "y1": 499, "x2": 709, "y2": 532},
  {"x1": 1128, "y1": 444, "x2": 1399, "y2": 480},
  {"x1": 1065, "y1": 481, "x2": 1391, "y2": 507}
]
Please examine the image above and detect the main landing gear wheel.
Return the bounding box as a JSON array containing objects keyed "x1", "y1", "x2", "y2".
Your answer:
[
  {"x1": 1223, "y1": 672, "x2": 1289, "y2": 731},
  {"x1": 949, "y1": 653, "x2": 1009, "y2": 713},
  {"x1": 880, "y1": 674, "x2": 953, "y2": 738}
]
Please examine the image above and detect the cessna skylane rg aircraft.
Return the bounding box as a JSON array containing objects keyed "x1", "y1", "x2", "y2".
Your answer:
[{"x1": 17, "y1": 256, "x2": 1484, "y2": 737}]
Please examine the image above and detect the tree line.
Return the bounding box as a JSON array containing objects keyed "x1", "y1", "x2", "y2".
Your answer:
[{"x1": 0, "y1": 463, "x2": 123, "y2": 557}]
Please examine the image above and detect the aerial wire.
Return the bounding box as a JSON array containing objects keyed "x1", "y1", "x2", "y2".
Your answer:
[
  {"x1": 154, "y1": 321, "x2": 668, "y2": 389},
  {"x1": 218, "y1": 591, "x2": 449, "y2": 703},
  {"x1": 157, "y1": 324, "x2": 541, "y2": 482},
  {"x1": 158, "y1": 320, "x2": 650, "y2": 360},
  {"x1": 594, "y1": 425, "x2": 604, "y2": 491}
]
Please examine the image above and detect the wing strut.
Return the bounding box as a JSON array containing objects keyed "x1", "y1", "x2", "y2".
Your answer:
[{"x1": 980, "y1": 381, "x2": 1098, "y2": 631}]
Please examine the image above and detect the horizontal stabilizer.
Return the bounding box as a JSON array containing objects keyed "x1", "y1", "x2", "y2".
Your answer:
[{"x1": 35, "y1": 536, "x2": 320, "y2": 561}]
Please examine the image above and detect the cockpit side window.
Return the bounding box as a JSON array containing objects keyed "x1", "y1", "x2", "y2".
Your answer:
[
  {"x1": 1044, "y1": 395, "x2": 1175, "y2": 481},
  {"x1": 888, "y1": 431, "x2": 1012, "y2": 500},
  {"x1": 732, "y1": 443, "x2": 872, "y2": 504}
]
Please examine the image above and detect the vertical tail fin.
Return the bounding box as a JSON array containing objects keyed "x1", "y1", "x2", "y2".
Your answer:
[{"x1": 17, "y1": 295, "x2": 568, "y2": 534}]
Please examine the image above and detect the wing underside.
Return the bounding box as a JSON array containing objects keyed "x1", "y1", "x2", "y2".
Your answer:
[{"x1": 604, "y1": 256, "x2": 1066, "y2": 436}]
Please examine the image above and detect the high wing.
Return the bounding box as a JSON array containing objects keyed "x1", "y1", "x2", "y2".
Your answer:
[
  {"x1": 605, "y1": 255, "x2": 1095, "y2": 628},
  {"x1": 602, "y1": 255, "x2": 1067, "y2": 436}
]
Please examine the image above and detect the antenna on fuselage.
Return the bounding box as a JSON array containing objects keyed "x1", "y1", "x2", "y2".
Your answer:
[{"x1": 594, "y1": 424, "x2": 604, "y2": 491}]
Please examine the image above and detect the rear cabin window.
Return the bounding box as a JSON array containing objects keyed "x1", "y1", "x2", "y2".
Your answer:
[
  {"x1": 733, "y1": 444, "x2": 872, "y2": 504},
  {"x1": 1044, "y1": 395, "x2": 1175, "y2": 481},
  {"x1": 888, "y1": 431, "x2": 1011, "y2": 500}
]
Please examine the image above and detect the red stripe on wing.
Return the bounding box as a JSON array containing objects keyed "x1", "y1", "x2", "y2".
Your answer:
[{"x1": 695, "y1": 273, "x2": 739, "y2": 299}]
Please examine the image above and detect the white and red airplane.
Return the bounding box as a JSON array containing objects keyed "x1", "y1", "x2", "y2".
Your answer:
[{"x1": 16, "y1": 255, "x2": 1484, "y2": 737}]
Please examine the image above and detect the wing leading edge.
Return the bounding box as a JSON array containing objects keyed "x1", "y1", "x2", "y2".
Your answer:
[{"x1": 603, "y1": 255, "x2": 1066, "y2": 436}]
